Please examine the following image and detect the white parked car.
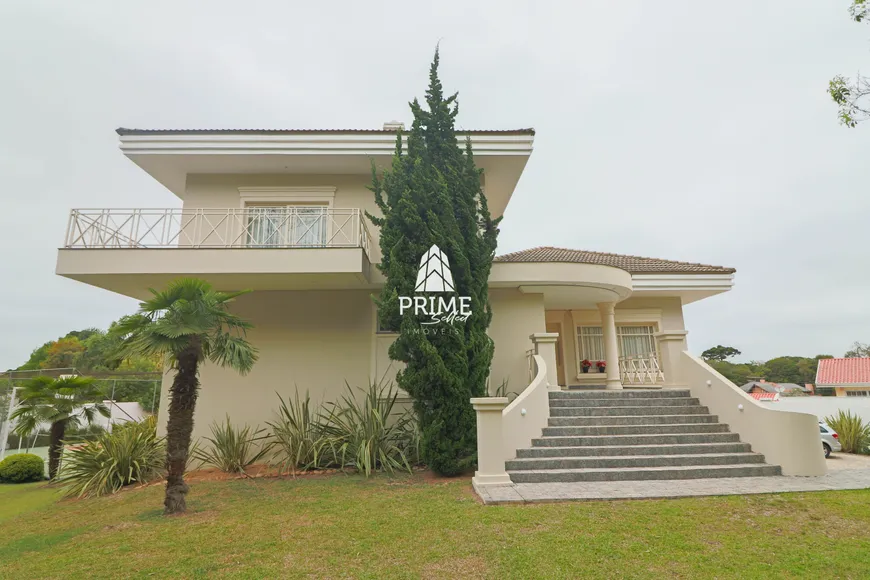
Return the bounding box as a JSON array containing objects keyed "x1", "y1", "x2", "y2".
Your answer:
[{"x1": 819, "y1": 422, "x2": 842, "y2": 458}]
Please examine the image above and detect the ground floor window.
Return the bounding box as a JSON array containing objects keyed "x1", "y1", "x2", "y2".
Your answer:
[
  {"x1": 576, "y1": 324, "x2": 658, "y2": 365},
  {"x1": 846, "y1": 390, "x2": 870, "y2": 397}
]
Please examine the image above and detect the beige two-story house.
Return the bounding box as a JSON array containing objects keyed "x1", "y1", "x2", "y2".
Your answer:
[{"x1": 56, "y1": 124, "x2": 826, "y2": 483}]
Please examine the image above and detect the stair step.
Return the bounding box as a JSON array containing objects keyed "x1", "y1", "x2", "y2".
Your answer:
[
  {"x1": 516, "y1": 442, "x2": 753, "y2": 458},
  {"x1": 507, "y1": 463, "x2": 782, "y2": 483},
  {"x1": 549, "y1": 397, "x2": 700, "y2": 408},
  {"x1": 542, "y1": 423, "x2": 730, "y2": 437},
  {"x1": 550, "y1": 405, "x2": 709, "y2": 417},
  {"x1": 550, "y1": 389, "x2": 691, "y2": 400},
  {"x1": 505, "y1": 452, "x2": 767, "y2": 471},
  {"x1": 548, "y1": 414, "x2": 717, "y2": 427},
  {"x1": 532, "y1": 432, "x2": 741, "y2": 447}
]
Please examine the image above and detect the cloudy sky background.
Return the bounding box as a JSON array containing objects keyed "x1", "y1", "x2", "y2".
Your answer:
[{"x1": 1, "y1": 1, "x2": 868, "y2": 369}]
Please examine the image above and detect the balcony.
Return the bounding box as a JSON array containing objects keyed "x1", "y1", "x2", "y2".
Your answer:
[{"x1": 57, "y1": 208, "x2": 375, "y2": 298}]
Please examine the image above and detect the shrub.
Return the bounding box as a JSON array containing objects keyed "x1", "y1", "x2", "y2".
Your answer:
[
  {"x1": 192, "y1": 416, "x2": 272, "y2": 474},
  {"x1": 824, "y1": 410, "x2": 870, "y2": 454},
  {"x1": 268, "y1": 391, "x2": 328, "y2": 475},
  {"x1": 0, "y1": 453, "x2": 45, "y2": 483},
  {"x1": 320, "y1": 382, "x2": 413, "y2": 476},
  {"x1": 55, "y1": 416, "x2": 165, "y2": 498}
]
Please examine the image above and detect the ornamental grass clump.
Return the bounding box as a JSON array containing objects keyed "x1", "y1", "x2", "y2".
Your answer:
[
  {"x1": 268, "y1": 391, "x2": 328, "y2": 475},
  {"x1": 192, "y1": 416, "x2": 272, "y2": 474},
  {"x1": 320, "y1": 382, "x2": 414, "y2": 476},
  {"x1": 55, "y1": 416, "x2": 165, "y2": 498},
  {"x1": 824, "y1": 410, "x2": 870, "y2": 454}
]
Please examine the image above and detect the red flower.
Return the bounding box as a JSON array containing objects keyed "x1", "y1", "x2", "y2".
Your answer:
[
  {"x1": 596, "y1": 361, "x2": 606, "y2": 368},
  {"x1": 581, "y1": 359, "x2": 592, "y2": 368}
]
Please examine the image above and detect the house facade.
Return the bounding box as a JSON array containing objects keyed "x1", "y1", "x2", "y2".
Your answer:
[
  {"x1": 55, "y1": 124, "x2": 826, "y2": 481},
  {"x1": 816, "y1": 358, "x2": 870, "y2": 397}
]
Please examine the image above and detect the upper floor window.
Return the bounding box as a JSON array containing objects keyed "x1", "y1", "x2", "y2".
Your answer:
[{"x1": 246, "y1": 205, "x2": 327, "y2": 247}]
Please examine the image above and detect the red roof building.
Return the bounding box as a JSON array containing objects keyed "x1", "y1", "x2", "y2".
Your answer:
[{"x1": 815, "y1": 358, "x2": 870, "y2": 397}]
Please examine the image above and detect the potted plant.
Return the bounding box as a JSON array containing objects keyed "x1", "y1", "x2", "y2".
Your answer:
[
  {"x1": 596, "y1": 360, "x2": 606, "y2": 373},
  {"x1": 581, "y1": 359, "x2": 592, "y2": 373}
]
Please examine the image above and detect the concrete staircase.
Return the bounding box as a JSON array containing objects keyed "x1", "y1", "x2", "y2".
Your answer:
[{"x1": 506, "y1": 389, "x2": 782, "y2": 484}]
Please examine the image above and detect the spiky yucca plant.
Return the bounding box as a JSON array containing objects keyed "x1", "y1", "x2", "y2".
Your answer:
[
  {"x1": 320, "y1": 382, "x2": 413, "y2": 476},
  {"x1": 268, "y1": 391, "x2": 328, "y2": 475},
  {"x1": 192, "y1": 416, "x2": 272, "y2": 474},
  {"x1": 55, "y1": 416, "x2": 165, "y2": 498},
  {"x1": 824, "y1": 410, "x2": 870, "y2": 454}
]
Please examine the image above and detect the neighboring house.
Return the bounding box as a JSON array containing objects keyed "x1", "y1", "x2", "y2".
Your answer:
[
  {"x1": 815, "y1": 358, "x2": 870, "y2": 397},
  {"x1": 53, "y1": 122, "x2": 825, "y2": 481},
  {"x1": 741, "y1": 381, "x2": 810, "y2": 395},
  {"x1": 748, "y1": 392, "x2": 780, "y2": 402}
]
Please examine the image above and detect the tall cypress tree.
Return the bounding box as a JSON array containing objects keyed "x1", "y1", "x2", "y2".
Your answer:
[{"x1": 367, "y1": 50, "x2": 499, "y2": 476}]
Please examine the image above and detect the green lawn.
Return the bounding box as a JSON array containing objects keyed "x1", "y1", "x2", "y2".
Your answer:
[{"x1": 1, "y1": 474, "x2": 869, "y2": 578}]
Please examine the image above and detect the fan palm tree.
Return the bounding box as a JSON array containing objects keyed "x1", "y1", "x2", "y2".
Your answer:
[
  {"x1": 115, "y1": 278, "x2": 257, "y2": 515},
  {"x1": 11, "y1": 375, "x2": 110, "y2": 479}
]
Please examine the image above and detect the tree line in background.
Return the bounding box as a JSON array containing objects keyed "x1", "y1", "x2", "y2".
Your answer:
[
  {"x1": 6, "y1": 322, "x2": 163, "y2": 411},
  {"x1": 701, "y1": 341, "x2": 870, "y2": 387}
]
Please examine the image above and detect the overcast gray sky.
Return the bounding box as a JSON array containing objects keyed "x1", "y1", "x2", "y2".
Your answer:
[{"x1": 1, "y1": 1, "x2": 868, "y2": 369}]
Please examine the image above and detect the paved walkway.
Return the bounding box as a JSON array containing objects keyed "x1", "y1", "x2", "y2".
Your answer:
[{"x1": 475, "y1": 461, "x2": 870, "y2": 505}]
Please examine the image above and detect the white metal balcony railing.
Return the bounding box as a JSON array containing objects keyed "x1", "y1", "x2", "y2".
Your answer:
[
  {"x1": 619, "y1": 353, "x2": 665, "y2": 385},
  {"x1": 64, "y1": 208, "x2": 372, "y2": 255}
]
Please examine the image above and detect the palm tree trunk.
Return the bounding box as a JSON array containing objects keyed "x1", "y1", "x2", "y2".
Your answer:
[
  {"x1": 164, "y1": 342, "x2": 201, "y2": 515},
  {"x1": 47, "y1": 421, "x2": 66, "y2": 480}
]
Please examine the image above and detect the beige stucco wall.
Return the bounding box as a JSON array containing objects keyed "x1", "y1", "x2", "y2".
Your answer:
[
  {"x1": 184, "y1": 173, "x2": 384, "y2": 263},
  {"x1": 157, "y1": 289, "x2": 376, "y2": 440},
  {"x1": 488, "y1": 289, "x2": 547, "y2": 395},
  {"x1": 157, "y1": 287, "x2": 551, "y2": 437}
]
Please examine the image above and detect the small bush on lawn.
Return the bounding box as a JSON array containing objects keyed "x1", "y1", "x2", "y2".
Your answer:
[
  {"x1": 824, "y1": 410, "x2": 870, "y2": 454},
  {"x1": 268, "y1": 391, "x2": 328, "y2": 475},
  {"x1": 55, "y1": 416, "x2": 165, "y2": 498},
  {"x1": 0, "y1": 453, "x2": 45, "y2": 483},
  {"x1": 320, "y1": 382, "x2": 414, "y2": 476},
  {"x1": 193, "y1": 416, "x2": 272, "y2": 474}
]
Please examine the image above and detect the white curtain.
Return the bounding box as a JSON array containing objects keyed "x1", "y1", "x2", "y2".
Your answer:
[
  {"x1": 577, "y1": 327, "x2": 605, "y2": 361},
  {"x1": 247, "y1": 207, "x2": 287, "y2": 247},
  {"x1": 618, "y1": 326, "x2": 657, "y2": 358},
  {"x1": 247, "y1": 206, "x2": 327, "y2": 247},
  {"x1": 577, "y1": 325, "x2": 657, "y2": 361},
  {"x1": 292, "y1": 207, "x2": 326, "y2": 246}
]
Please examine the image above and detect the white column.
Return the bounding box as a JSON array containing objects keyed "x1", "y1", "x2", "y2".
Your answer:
[
  {"x1": 470, "y1": 398, "x2": 512, "y2": 487},
  {"x1": 530, "y1": 332, "x2": 560, "y2": 391},
  {"x1": 654, "y1": 330, "x2": 689, "y2": 389},
  {"x1": 597, "y1": 302, "x2": 623, "y2": 390}
]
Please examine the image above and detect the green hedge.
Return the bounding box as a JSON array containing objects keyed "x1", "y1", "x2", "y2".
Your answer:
[{"x1": 0, "y1": 453, "x2": 45, "y2": 483}]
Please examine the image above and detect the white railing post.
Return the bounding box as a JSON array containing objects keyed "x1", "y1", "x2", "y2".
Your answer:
[{"x1": 470, "y1": 397, "x2": 512, "y2": 487}]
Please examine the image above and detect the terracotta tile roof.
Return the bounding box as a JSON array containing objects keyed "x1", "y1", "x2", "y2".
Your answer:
[
  {"x1": 116, "y1": 127, "x2": 535, "y2": 136},
  {"x1": 816, "y1": 358, "x2": 870, "y2": 385},
  {"x1": 748, "y1": 392, "x2": 779, "y2": 401},
  {"x1": 494, "y1": 246, "x2": 735, "y2": 275}
]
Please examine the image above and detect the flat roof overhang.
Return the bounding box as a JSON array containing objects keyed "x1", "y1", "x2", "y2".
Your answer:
[
  {"x1": 56, "y1": 247, "x2": 371, "y2": 300},
  {"x1": 629, "y1": 273, "x2": 734, "y2": 304},
  {"x1": 118, "y1": 131, "x2": 534, "y2": 219}
]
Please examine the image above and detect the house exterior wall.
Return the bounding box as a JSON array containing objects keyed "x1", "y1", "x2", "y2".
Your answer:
[
  {"x1": 156, "y1": 287, "x2": 550, "y2": 439},
  {"x1": 488, "y1": 289, "x2": 547, "y2": 394},
  {"x1": 157, "y1": 289, "x2": 376, "y2": 439}
]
